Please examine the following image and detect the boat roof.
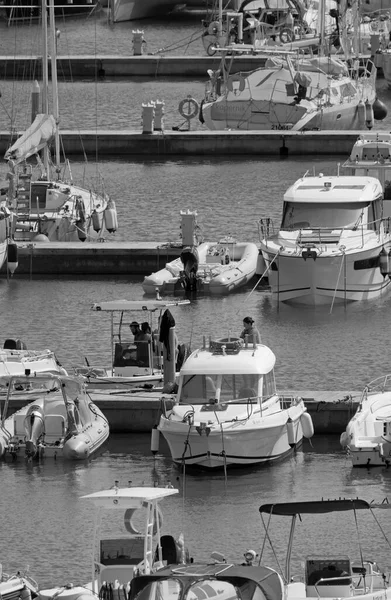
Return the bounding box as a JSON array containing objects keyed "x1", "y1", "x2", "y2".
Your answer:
[
  {"x1": 284, "y1": 175, "x2": 382, "y2": 204},
  {"x1": 259, "y1": 499, "x2": 371, "y2": 515},
  {"x1": 181, "y1": 344, "x2": 276, "y2": 376},
  {"x1": 81, "y1": 486, "x2": 178, "y2": 509},
  {"x1": 130, "y1": 563, "x2": 283, "y2": 600},
  {"x1": 92, "y1": 300, "x2": 190, "y2": 312}
]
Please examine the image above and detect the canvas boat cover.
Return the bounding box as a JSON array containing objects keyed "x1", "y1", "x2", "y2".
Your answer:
[{"x1": 4, "y1": 114, "x2": 56, "y2": 165}]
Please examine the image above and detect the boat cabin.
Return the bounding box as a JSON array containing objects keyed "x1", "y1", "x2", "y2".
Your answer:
[
  {"x1": 342, "y1": 133, "x2": 391, "y2": 207},
  {"x1": 278, "y1": 175, "x2": 384, "y2": 241},
  {"x1": 177, "y1": 337, "x2": 276, "y2": 405}
]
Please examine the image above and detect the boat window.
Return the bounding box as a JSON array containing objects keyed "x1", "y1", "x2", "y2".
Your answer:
[
  {"x1": 339, "y1": 82, "x2": 356, "y2": 98},
  {"x1": 262, "y1": 371, "x2": 276, "y2": 399},
  {"x1": 281, "y1": 201, "x2": 370, "y2": 230},
  {"x1": 368, "y1": 197, "x2": 382, "y2": 231},
  {"x1": 185, "y1": 580, "x2": 241, "y2": 600},
  {"x1": 30, "y1": 183, "x2": 48, "y2": 211},
  {"x1": 100, "y1": 538, "x2": 145, "y2": 565},
  {"x1": 180, "y1": 374, "x2": 259, "y2": 404},
  {"x1": 134, "y1": 579, "x2": 182, "y2": 600}
]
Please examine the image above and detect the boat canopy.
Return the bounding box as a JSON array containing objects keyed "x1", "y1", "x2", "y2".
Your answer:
[
  {"x1": 259, "y1": 499, "x2": 371, "y2": 516},
  {"x1": 181, "y1": 345, "x2": 276, "y2": 376},
  {"x1": 92, "y1": 300, "x2": 190, "y2": 312},
  {"x1": 284, "y1": 175, "x2": 383, "y2": 204},
  {"x1": 4, "y1": 114, "x2": 56, "y2": 165},
  {"x1": 81, "y1": 487, "x2": 178, "y2": 509}
]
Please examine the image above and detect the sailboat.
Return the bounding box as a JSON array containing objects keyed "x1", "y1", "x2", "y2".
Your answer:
[
  {"x1": 3, "y1": 0, "x2": 118, "y2": 243},
  {"x1": 200, "y1": 0, "x2": 383, "y2": 131}
]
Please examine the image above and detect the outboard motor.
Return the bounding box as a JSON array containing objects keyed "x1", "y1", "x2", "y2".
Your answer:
[
  {"x1": 24, "y1": 404, "x2": 45, "y2": 458},
  {"x1": 179, "y1": 246, "x2": 199, "y2": 293}
]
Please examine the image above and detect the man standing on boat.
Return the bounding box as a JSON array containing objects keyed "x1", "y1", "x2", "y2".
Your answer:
[{"x1": 240, "y1": 317, "x2": 261, "y2": 344}]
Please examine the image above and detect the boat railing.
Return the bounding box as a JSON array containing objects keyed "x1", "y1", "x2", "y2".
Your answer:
[
  {"x1": 258, "y1": 217, "x2": 276, "y2": 241},
  {"x1": 360, "y1": 374, "x2": 391, "y2": 406}
]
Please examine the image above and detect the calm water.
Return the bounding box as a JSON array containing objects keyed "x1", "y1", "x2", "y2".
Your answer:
[
  {"x1": 1, "y1": 11, "x2": 391, "y2": 592},
  {"x1": 0, "y1": 10, "x2": 391, "y2": 131}
]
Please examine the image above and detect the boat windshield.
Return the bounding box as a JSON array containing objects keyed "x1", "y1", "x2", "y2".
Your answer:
[
  {"x1": 179, "y1": 373, "x2": 261, "y2": 403},
  {"x1": 281, "y1": 201, "x2": 372, "y2": 230},
  {"x1": 134, "y1": 579, "x2": 264, "y2": 600}
]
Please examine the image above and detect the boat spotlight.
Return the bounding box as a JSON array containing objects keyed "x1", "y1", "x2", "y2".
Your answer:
[{"x1": 244, "y1": 550, "x2": 258, "y2": 565}]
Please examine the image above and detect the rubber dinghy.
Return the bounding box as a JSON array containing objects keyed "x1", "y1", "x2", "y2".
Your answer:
[
  {"x1": 0, "y1": 373, "x2": 109, "y2": 460},
  {"x1": 143, "y1": 239, "x2": 259, "y2": 295}
]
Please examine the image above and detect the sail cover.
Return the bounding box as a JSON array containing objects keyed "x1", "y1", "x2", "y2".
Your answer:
[{"x1": 4, "y1": 114, "x2": 56, "y2": 164}]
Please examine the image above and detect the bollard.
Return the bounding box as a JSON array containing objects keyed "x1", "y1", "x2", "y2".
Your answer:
[
  {"x1": 154, "y1": 99, "x2": 165, "y2": 131},
  {"x1": 132, "y1": 30, "x2": 145, "y2": 56},
  {"x1": 142, "y1": 102, "x2": 155, "y2": 134}
]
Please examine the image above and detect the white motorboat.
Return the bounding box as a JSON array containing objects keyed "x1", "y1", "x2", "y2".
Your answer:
[
  {"x1": 0, "y1": 567, "x2": 39, "y2": 600},
  {"x1": 258, "y1": 174, "x2": 391, "y2": 305},
  {"x1": 37, "y1": 483, "x2": 187, "y2": 600},
  {"x1": 340, "y1": 373, "x2": 391, "y2": 467},
  {"x1": 342, "y1": 132, "x2": 391, "y2": 202},
  {"x1": 0, "y1": 338, "x2": 67, "y2": 377},
  {"x1": 157, "y1": 335, "x2": 314, "y2": 469},
  {"x1": 143, "y1": 239, "x2": 259, "y2": 295},
  {"x1": 73, "y1": 299, "x2": 190, "y2": 391},
  {"x1": 0, "y1": 373, "x2": 109, "y2": 460},
  {"x1": 257, "y1": 498, "x2": 391, "y2": 600},
  {"x1": 3, "y1": 1, "x2": 118, "y2": 243}
]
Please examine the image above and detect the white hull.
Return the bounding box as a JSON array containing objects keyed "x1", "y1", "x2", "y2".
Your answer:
[
  {"x1": 159, "y1": 397, "x2": 308, "y2": 469},
  {"x1": 262, "y1": 245, "x2": 391, "y2": 305},
  {"x1": 341, "y1": 377, "x2": 391, "y2": 467},
  {"x1": 143, "y1": 241, "x2": 259, "y2": 295}
]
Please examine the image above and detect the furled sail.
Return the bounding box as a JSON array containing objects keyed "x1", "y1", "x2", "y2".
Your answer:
[{"x1": 4, "y1": 114, "x2": 56, "y2": 165}]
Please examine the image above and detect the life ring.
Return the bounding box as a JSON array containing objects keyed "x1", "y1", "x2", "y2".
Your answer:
[
  {"x1": 178, "y1": 97, "x2": 200, "y2": 120},
  {"x1": 124, "y1": 504, "x2": 163, "y2": 536},
  {"x1": 226, "y1": 74, "x2": 245, "y2": 94},
  {"x1": 210, "y1": 337, "x2": 243, "y2": 353}
]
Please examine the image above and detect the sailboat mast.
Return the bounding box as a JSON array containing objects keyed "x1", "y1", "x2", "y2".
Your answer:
[
  {"x1": 317, "y1": 0, "x2": 325, "y2": 56},
  {"x1": 42, "y1": 0, "x2": 49, "y2": 175},
  {"x1": 49, "y1": 0, "x2": 61, "y2": 180}
]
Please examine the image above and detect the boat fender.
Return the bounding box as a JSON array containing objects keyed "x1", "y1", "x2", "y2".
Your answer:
[
  {"x1": 226, "y1": 74, "x2": 245, "y2": 95},
  {"x1": 373, "y1": 97, "x2": 387, "y2": 121},
  {"x1": 379, "y1": 247, "x2": 390, "y2": 276},
  {"x1": 300, "y1": 412, "x2": 314, "y2": 439},
  {"x1": 7, "y1": 240, "x2": 18, "y2": 276},
  {"x1": 340, "y1": 431, "x2": 350, "y2": 448},
  {"x1": 19, "y1": 587, "x2": 32, "y2": 600},
  {"x1": 151, "y1": 425, "x2": 160, "y2": 455},
  {"x1": 365, "y1": 100, "x2": 374, "y2": 130},
  {"x1": 91, "y1": 210, "x2": 103, "y2": 233},
  {"x1": 178, "y1": 97, "x2": 200, "y2": 120},
  {"x1": 124, "y1": 505, "x2": 163, "y2": 535},
  {"x1": 104, "y1": 200, "x2": 118, "y2": 233},
  {"x1": 287, "y1": 417, "x2": 296, "y2": 447}
]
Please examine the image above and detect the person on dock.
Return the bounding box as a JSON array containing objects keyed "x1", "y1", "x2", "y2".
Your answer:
[{"x1": 240, "y1": 316, "x2": 261, "y2": 344}]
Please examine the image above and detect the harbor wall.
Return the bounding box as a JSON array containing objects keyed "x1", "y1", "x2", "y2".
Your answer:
[{"x1": 0, "y1": 130, "x2": 366, "y2": 157}]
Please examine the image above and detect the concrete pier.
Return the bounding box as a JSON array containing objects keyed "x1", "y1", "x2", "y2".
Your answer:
[
  {"x1": 89, "y1": 389, "x2": 359, "y2": 433},
  {"x1": 5, "y1": 241, "x2": 183, "y2": 275},
  {"x1": 0, "y1": 55, "x2": 268, "y2": 79},
  {"x1": 0, "y1": 130, "x2": 366, "y2": 157}
]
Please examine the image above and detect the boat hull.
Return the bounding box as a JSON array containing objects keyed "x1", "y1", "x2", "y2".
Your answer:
[
  {"x1": 109, "y1": 0, "x2": 179, "y2": 21},
  {"x1": 261, "y1": 245, "x2": 391, "y2": 305},
  {"x1": 159, "y1": 404, "x2": 307, "y2": 469}
]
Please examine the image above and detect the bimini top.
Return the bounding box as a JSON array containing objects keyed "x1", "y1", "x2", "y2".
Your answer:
[
  {"x1": 259, "y1": 499, "x2": 371, "y2": 516},
  {"x1": 130, "y1": 563, "x2": 283, "y2": 600},
  {"x1": 284, "y1": 175, "x2": 382, "y2": 204},
  {"x1": 81, "y1": 486, "x2": 178, "y2": 509},
  {"x1": 181, "y1": 343, "x2": 276, "y2": 376},
  {"x1": 92, "y1": 300, "x2": 190, "y2": 312}
]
